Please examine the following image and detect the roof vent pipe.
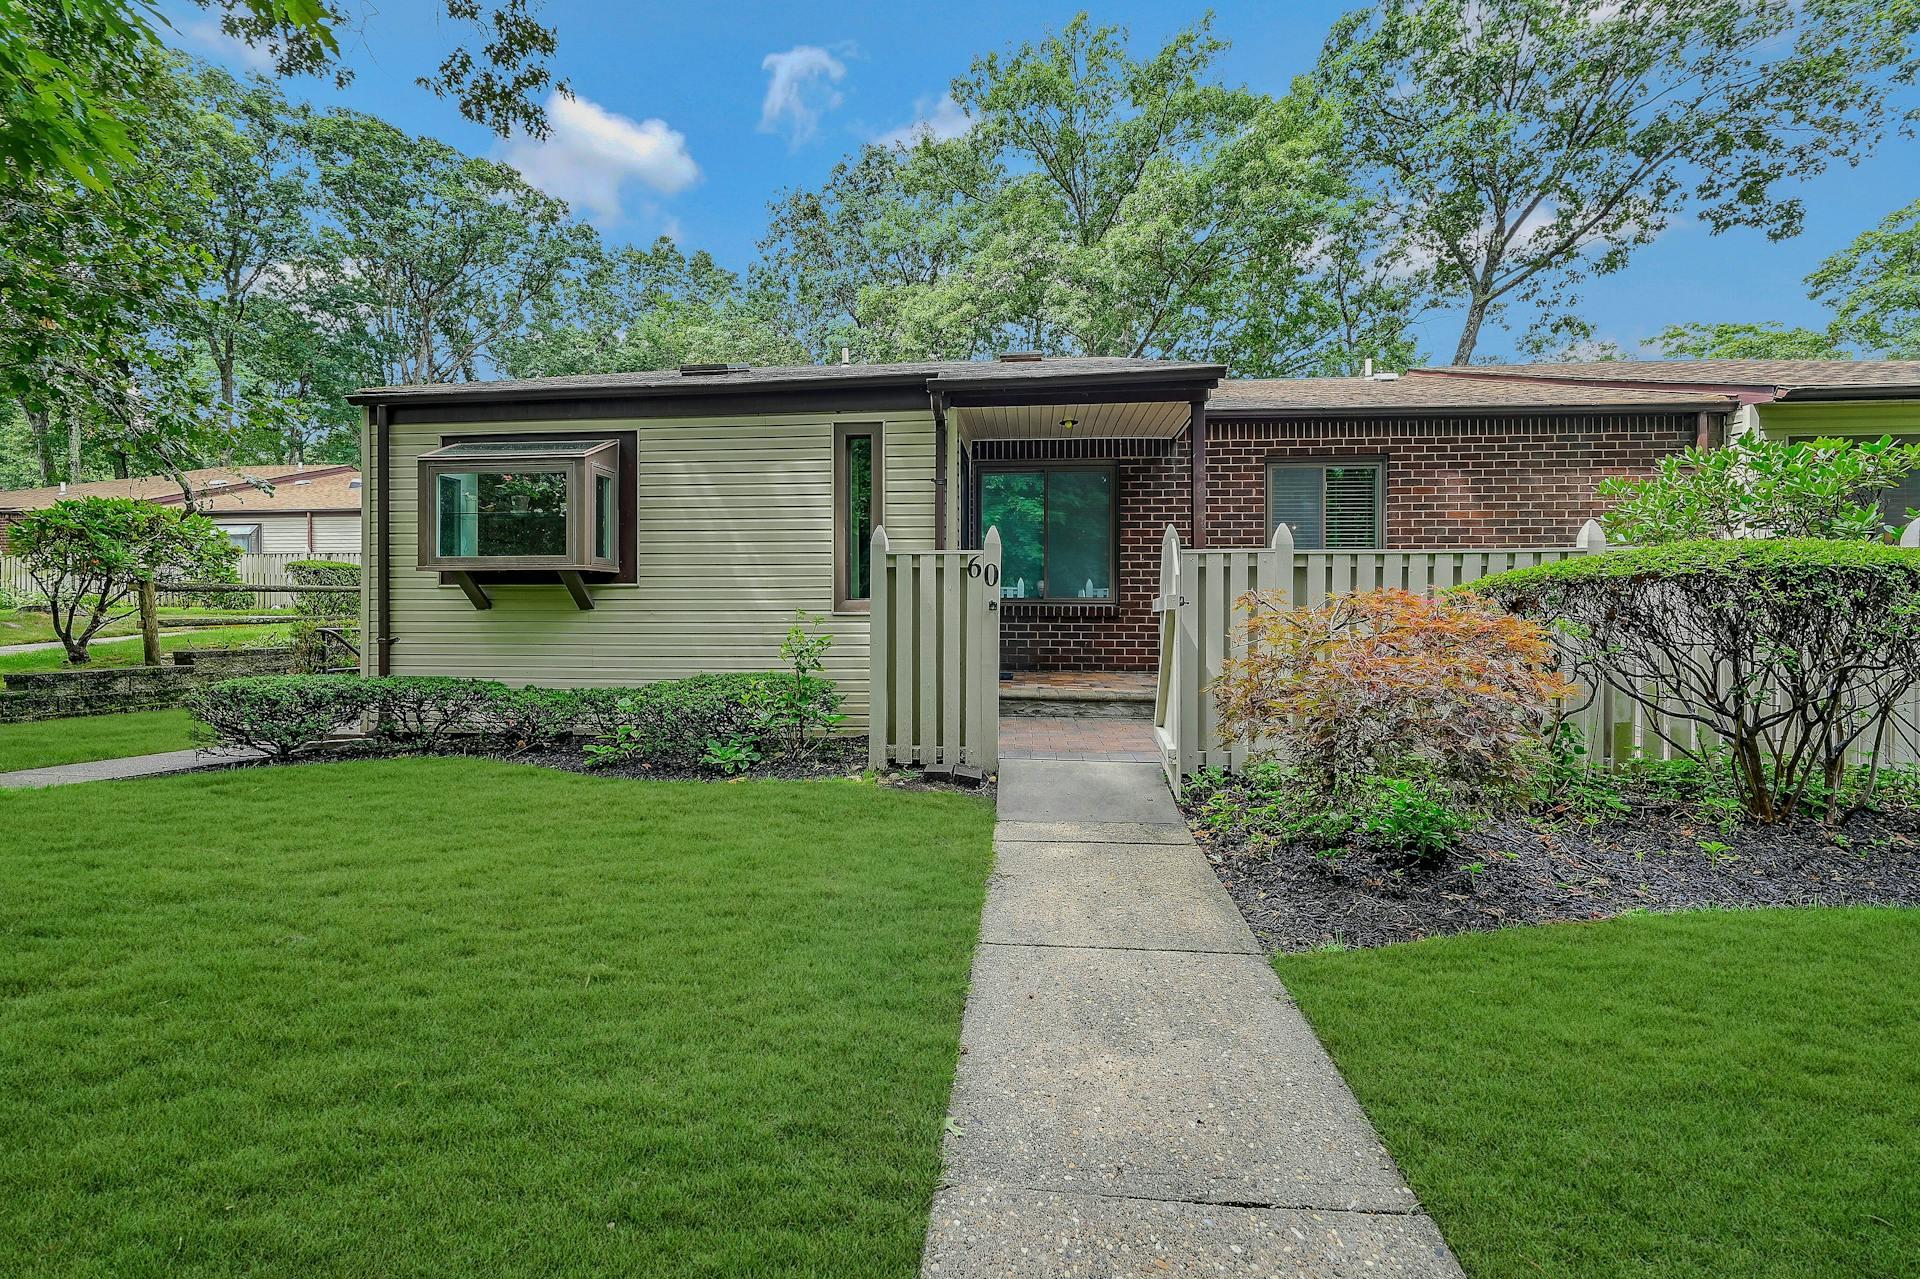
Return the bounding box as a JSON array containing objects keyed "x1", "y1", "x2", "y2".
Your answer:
[
  {"x1": 58, "y1": 481, "x2": 66, "y2": 496},
  {"x1": 841, "y1": 346, "x2": 851, "y2": 366},
  {"x1": 1363, "y1": 357, "x2": 1373, "y2": 378}
]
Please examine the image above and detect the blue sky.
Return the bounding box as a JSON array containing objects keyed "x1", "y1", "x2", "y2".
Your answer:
[{"x1": 163, "y1": 0, "x2": 1920, "y2": 364}]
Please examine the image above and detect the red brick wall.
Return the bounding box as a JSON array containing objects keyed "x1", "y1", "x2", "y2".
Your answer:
[
  {"x1": 1205, "y1": 413, "x2": 1699, "y2": 546},
  {"x1": 972, "y1": 411, "x2": 1698, "y2": 671}
]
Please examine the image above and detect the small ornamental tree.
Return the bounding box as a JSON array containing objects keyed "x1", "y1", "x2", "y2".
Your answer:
[
  {"x1": 1478, "y1": 540, "x2": 1920, "y2": 824},
  {"x1": 1213, "y1": 588, "x2": 1575, "y2": 807},
  {"x1": 5, "y1": 497, "x2": 238, "y2": 664},
  {"x1": 1597, "y1": 434, "x2": 1920, "y2": 543}
]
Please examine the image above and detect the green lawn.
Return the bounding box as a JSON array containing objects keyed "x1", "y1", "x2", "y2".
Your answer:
[
  {"x1": 1278, "y1": 909, "x2": 1920, "y2": 1279},
  {"x1": 0, "y1": 622, "x2": 294, "y2": 675},
  {"x1": 0, "y1": 759, "x2": 995, "y2": 1277},
  {"x1": 0, "y1": 709, "x2": 199, "y2": 772},
  {"x1": 0, "y1": 607, "x2": 288, "y2": 650}
]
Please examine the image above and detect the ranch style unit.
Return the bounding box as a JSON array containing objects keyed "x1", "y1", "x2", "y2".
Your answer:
[{"x1": 347, "y1": 356, "x2": 1920, "y2": 726}]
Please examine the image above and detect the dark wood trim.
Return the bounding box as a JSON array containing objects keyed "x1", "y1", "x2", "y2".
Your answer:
[
  {"x1": 1189, "y1": 401, "x2": 1207, "y2": 549},
  {"x1": 974, "y1": 459, "x2": 1120, "y2": 604},
  {"x1": 558, "y1": 571, "x2": 595, "y2": 611},
  {"x1": 833, "y1": 422, "x2": 884, "y2": 612},
  {"x1": 388, "y1": 386, "x2": 925, "y2": 425},
  {"x1": 942, "y1": 380, "x2": 1218, "y2": 410},
  {"x1": 374, "y1": 406, "x2": 392, "y2": 674},
  {"x1": 416, "y1": 439, "x2": 618, "y2": 573},
  {"x1": 451, "y1": 571, "x2": 492, "y2": 610},
  {"x1": 931, "y1": 391, "x2": 949, "y2": 550}
]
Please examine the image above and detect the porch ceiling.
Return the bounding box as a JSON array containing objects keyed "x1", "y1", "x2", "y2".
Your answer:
[{"x1": 954, "y1": 399, "x2": 1191, "y2": 441}]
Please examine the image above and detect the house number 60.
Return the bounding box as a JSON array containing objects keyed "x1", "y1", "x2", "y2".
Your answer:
[{"x1": 966, "y1": 557, "x2": 1000, "y2": 588}]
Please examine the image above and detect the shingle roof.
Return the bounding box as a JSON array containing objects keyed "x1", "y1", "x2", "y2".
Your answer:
[
  {"x1": 1417, "y1": 360, "x2": 1920, "y2": 397},
  {"x1": 1207, "y1": 376, "x2": 1734, "y2": 414},
  {"x1": 0, "y1": 465, "x2": 360, "y2": 514},
  {"x1": 349, "y1": 356, "x2": 1227, "y2": 404}
]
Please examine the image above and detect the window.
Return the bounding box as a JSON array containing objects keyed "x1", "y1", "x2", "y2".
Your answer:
[
  {"x1": 417, "y1": 438, "x2": 620, "y2": 572},
  {"x1": 216, "y1": 523, "x2": 261, "y2": 552},
  {"x1": 1267, "y1": 461, "x2": 1383, "y2": 550},
  {"x1": 835, "y1": 425, "x2": 883, "y2": 610},
  {"x1": 978, "y1": 466, "x2": 1114, "y2": 601}
]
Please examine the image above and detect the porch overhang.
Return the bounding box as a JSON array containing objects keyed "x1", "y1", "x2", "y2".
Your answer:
[{"x1": 936, "y1": 368, "x2": 1225, "y2": 442}]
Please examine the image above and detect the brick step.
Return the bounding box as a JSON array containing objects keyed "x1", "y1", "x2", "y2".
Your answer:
[{"x1": 999, "y1": 687, "x2": 1155, "y2": 721}]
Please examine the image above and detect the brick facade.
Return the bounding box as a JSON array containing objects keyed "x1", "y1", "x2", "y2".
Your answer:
[{"x1": 970, "y1": 410, "x2": 1697, "y2": 672}]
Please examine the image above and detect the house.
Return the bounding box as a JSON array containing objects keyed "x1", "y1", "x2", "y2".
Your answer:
[
  {"x1": 0, "y1": 464, "x2": 363, "y2": 556},
  {"x1": 347, "y1": 356, "x2": 1758, "y2": 726},
  {"x1": 1411, "y1": 359, "x2": 1920, "y2": 527}
]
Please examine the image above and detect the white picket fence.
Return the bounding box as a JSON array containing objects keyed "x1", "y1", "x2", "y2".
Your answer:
[
  {"x1": 1, "y1": 551, "x2": 363, "y2": 609},
  {"x1": 868, "y1": 527, "x2": 1002, "y2": 772},
  {"x1": 1153, "y1": 519, "x2": 1920, "y2": 793}
]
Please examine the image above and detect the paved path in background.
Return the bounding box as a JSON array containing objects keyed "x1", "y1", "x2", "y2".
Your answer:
[
  {"x1": 0, "y1": 629, "x2": 199, "y2": 656},
  {"x1": 0, "y1": 747, "x2": 268, "y2": 790},
  {"x1": 921, "y1": 758, "x2": 1463, "y2": 1277}
]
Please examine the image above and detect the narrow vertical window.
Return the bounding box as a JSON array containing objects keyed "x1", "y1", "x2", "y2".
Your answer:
[{"x1": 836, "y1": 425, "x2": 883, "y2": 610}]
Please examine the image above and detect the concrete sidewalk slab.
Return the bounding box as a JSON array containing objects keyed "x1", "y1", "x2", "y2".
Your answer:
[
  {"x1": 0, "y1": 747, "x2": 266, "y2": 789},
  {"x1": 982, "y1": 841, "x2": 1259, "y2": 955},
  {"x1": 995, "y1": 820, "x2": 1191, "y2": 845},
  {"x1": 922, "y1": 756, "x2": 1462, "y2": 1276},
  {"x1": 997, "y1": 759, "x2": 1182, "y2": 826},
  {"x1": 940, "y1": 943, "x2": 1417, "y2": 1212},
  {"x1": 925, "y1": 1184, "x2": 1460, "y2": 1278}
]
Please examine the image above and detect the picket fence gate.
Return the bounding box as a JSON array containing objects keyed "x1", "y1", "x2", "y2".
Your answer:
[
  {"x1": 1153, "y1": 518, "x2": 1920, "y2": 795},
  {"x1": 868, "y1": 526, "x2": 1002, "y2": 772}
]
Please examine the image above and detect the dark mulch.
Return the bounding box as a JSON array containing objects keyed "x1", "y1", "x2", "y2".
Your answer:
[{"x1": 1194, "y1": 801, "x2": 1920, "y2": 953}]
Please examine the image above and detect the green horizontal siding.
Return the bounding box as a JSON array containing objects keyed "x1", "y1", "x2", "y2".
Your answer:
[{"x1": 1757, "y1": 400, "x2": 1920, "y2": 438}]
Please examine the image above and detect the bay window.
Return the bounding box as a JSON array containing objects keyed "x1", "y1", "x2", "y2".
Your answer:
[
  {"x1": 978, "y1": 465, "x2": 1114, "y2": 601},
  {"x1": 417, "y1": 438, "x2": 620, "y2": 572}
]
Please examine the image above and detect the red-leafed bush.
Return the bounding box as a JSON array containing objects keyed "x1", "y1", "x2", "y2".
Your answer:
[{"x1": 1213, "y1": 588, "x2": 1574, "y2": 807}]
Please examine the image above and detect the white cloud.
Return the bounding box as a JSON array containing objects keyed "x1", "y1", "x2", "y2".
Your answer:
[
  {"x1": 875, "y1": 94, "x2": 972, "y2": 148},
  {"x1": 501, "y1": 92, "x2": 700, "y2": 226},
  {"x1": 182, "y1": 19, "x2": 276, "y2": 74},
  {"x1": 759, "y1": 45, "x2": 849, "y2": 146}
]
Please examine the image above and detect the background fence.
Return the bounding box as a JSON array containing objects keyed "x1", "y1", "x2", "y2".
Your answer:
[
  {"x1": 2, "y1": 551, "x2": 363, "y2": 610},
  {"x1": 868, "y1": 526, "x2": 1001, "y2": 773},
  {"x1": 1153, "y1": 520, "x2": 1920, "y2": 793}
]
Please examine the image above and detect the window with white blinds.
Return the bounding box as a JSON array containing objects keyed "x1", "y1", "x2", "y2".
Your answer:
[{"x1": 1266, "y1": 461, "x2": 1382, "y2": 550}]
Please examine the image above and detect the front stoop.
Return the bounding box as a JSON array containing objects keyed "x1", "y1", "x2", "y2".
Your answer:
[{"x1": 920, "y1": 761, "x2": 1465, "y2": 1278}]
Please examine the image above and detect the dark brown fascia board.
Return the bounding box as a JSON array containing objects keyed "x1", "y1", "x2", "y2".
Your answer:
[
  {"x1": 352, "y1": 362, "x2": 1228, "y2": 412},
  {"x1": 200, "y1": 506, "x2": 363, "y2": 516},
  {"x1": 942, "y1": 378, "x2": 1223, "y2": 409},
  {"x1": 1204, "y1": 400, "x2": 1733, "y2": 421},
  {"x1": 384, "y1": 385, "x2": 930, "y2": 425},
  {"x1": 1774, "y1": 385, "x2": 1920, "y2": 402}
]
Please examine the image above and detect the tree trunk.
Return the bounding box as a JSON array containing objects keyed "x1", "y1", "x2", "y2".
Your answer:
[
  {"x1": 26, "y1": 408, "x2": 54, "y2": 483},
  {"x1": 139, "y1": 577, "x2": 161, "y2": 667},
  {"x1": 66, "y1": 410, "x2": 82, "y2": 481},
  {"x1": 1452, "y1": 294, "x2": 1490, "y2": 365},
  {"x1": 217, "y1": 357, "x2": 237, "y2": 466}
]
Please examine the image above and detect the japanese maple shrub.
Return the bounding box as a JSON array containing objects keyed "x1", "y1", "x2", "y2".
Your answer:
[{"x1": 1210, "y1": 588, "x2": 1572, "y2": 854}]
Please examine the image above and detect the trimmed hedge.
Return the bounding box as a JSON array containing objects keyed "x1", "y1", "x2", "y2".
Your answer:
[
  {"x1": 285, "y1": 559, "x2": 361, "y2": 619},
  {"x1": 186, "y1": 671, "x2": 844, "y2": 773},
  {"x1": 1475, "y1": 538, "x2": 1920, "y2": 823}
]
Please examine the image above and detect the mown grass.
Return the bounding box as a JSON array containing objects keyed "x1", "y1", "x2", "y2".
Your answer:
[
  {"x1": 0, "y1": 709, "x2": 199, "y2": 773},
  {"x1": 1278, "y1": 908, "x2": 1920, "y2": 1279},
  {"x1": 0, "y1": 607, "x2": 288, "y2": 649},
  {"x1": 0, "y1": 759, "x2": 997, "y2": 1277},
  {"x1": 0, "y1": 622, "x2": 294, "y2": 674}
]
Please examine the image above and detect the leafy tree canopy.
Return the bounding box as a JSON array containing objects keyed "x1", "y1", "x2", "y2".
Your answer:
[
  {"x1": 1808, "y1": 198, "x2": 1920, "y2": 360},
  {"x1": 1649, "y1": 322, "x2": 1849, "y2": 361},
  {"x1": 1318, "y1": 0, "x2": 1920, "y2": 364}
]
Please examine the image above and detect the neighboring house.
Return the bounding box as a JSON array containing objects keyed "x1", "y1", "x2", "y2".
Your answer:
[
  {"x1": 1414, "y1": 360, "x2": 1920, "y2": 530},
  {"x1": 346, "y1": 356, "x2": 1746, "y2": 719},
  {"x1": 0, "y1": 464, "x2": 363, "y2": 556}
]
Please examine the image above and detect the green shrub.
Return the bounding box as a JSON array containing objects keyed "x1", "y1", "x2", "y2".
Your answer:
[
  {"x1": 484, "y1": 685, "x2": 587, "y2": 753},
  {"x1": 1479, "y1": 539, "x2": 1920, "y2": 824},
  {"x1": 584, "y1": 673, "x2": 835, "y2": 773},
  {"x1": 364, "y1": 675, "x2": 509, "y2": 752},
  {"x1": 1190, "y1": 760, "x2": 1472, "y2": 863},
  {"x1": 188, "y1": 675, "x2": 368, "y2": 759},
  {"x1": 285, "y1": 559, "x2": 361, "y2": 619}
]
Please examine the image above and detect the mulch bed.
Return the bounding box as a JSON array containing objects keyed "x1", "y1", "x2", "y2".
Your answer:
[{"x1": 1192, "y1": 801, "x2": 1920, "y2": 953}]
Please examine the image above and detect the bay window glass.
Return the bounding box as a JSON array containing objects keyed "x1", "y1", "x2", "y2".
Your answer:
[
  {"x1": 436, "y1": 470, "x2": 569, "y2": 558},
  {"x1": 417, "y1": 438, "x2": 620, "y2": 572},
  {"x1": 979, "y1": 467, "x2": 1113, "y2": 601}
]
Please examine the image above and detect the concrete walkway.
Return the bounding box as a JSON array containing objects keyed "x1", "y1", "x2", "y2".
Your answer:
[
  {"x1": 922, "y1": 759, "x2": 1462, "y2": 1277},
  {"x1": 0, "y1": 747, "x2": 267, "y2": 789},
  {"x1": 0, "y1": 628, "x2": 198, "y2": 656}
]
